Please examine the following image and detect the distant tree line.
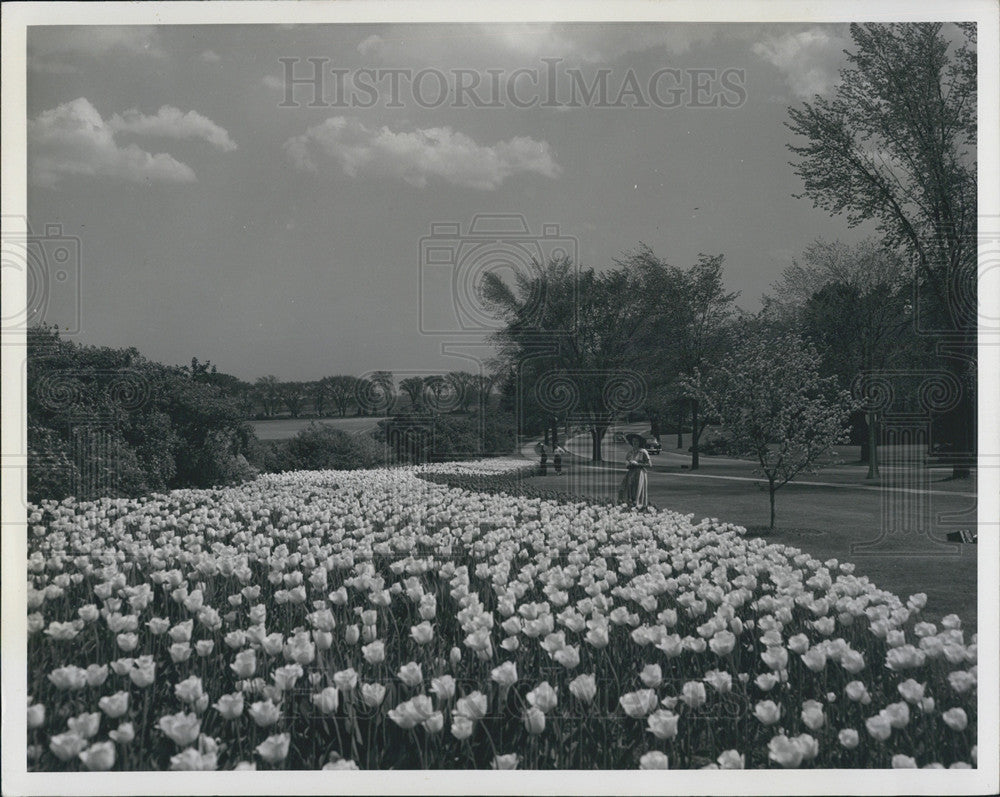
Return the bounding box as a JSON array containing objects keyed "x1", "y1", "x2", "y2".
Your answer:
[
  {"x1": 26, "y1": 327, "x2": 516, "y2": 501},
  {"x1": 248, "y1": 371, "x2": 497, "y2": 420}
]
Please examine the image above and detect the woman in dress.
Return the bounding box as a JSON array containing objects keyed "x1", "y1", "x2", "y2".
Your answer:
[{"x1": 617, "y1": 433, "x2": 651, "y2": 509}]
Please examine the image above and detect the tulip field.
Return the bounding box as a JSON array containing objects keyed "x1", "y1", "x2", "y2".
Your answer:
[{"x1": 26, "y1": 458, "x2": 977, "y2": 770}]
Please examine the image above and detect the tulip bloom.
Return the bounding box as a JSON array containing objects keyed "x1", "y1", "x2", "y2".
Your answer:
[
  {"x1": 526, "y1": 682, "x2": 558, "y2": 714},
  {"x1": 98, "y1": 691, "x2": 130, "y2": 719},
  {"x1": 569, "y1": 674, "x2": 597, "y2": 704},
  {"x1": 256, "y1": 733, "x2": 290, "y2": 765},
  {"x1": 49, "y1": 732, "x2": 87, "y2": 762},
  {"x1": 455, "y1": 691, "x2": 488, "y2": 721},
  {"x1": 492, "y1": 753, "x2": 519, "y2": 769},
  {"x1": 754, "y1": 700, "x2": 781, "y2": 726},
  {"x1": 941, "y1": 707, "x2": 968, "y2": 731},
  {"x1": 27, "y1": 703, "x2": 46, "y2": 729},
  {"x1": 214, "y1": 693, "x2": 245, "y2": 720},
  {"x1": 248, "y1": 700, "x2": 281, "y2": 728},
  {"x1": 430, "y1": 675, "x2": 456, "y2": 702},
  {"x1": 838, "y1": 728, "x2": 860, "y2": 749},
  {"x1": 639, "y1": 664, "x2": 663, "y2": 688},
  {"x1": 397, "y1": 661, "x2": 423, "y2": 688},
  {"x1": 79, "y1": 741, "x2": 116, "y2": 771},
  {"x1": 647, "y1": 709, "x2": 679, "y2": 740},
  {"x1": 490, "y1": 662, "x2": 518, "y2": 689},
  {"x1": 311, "y1": 687, "x2": 339, "y2": 715},
  {"x1": 639, "y1": 751, "x2": 670, "y2": 769},
  {"x1": 158, "y1": 712, "x2": 201, "y2": 746},
  {"x1": 67, "y1": 712, "x2": 101, "y2": 739},
  {"x1": 767, "y1": 734, "x2": 804, "y2": 768}
]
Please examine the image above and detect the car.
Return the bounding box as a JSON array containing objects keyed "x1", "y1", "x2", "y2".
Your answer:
[{"x1": 614, "y1": 431, "x2": 661, "y2": 454}]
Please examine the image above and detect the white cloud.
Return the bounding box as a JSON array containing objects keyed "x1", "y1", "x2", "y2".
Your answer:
[
  {"x1": 109, "y1": 106, "x2": 237, "y2": 152},
  {"x1": 29, "y1": 98, "x2": 198, "y2": 187},
  {"x1": 490, "y1": 23, "x2": 718, "y2": 63},
  {"x1": 752, "y1": 28, "x2": 849, "y2": 98},
  {"x1": 355, "y1": 23, "x2": 718, "y2": 67},
  {"x1": 357, "y1": 34, "x2": 384, "y2": 55},
  {"x1": 284, "y1": 117, "x2": 560, "y2": 190},
  {"x1": 29, "y1": 27, "x2": 164, "y2": 71},
  {"x1": 200, "y1": 50, "x2": 222, "y2": 63}
]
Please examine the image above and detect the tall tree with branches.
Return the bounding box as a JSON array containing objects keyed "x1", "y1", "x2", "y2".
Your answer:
[
  {"x1": 786, "y1": 22, "x2": 977, "y2": 475},
  {"x1": 768, "y1": 237, "x2": 916, "y2": 477},
  {"x1": 326, "y1": 375, "x2": 360, "y2": 418},
  {"x1": 485, "y1": 255, "x2": 668, "y2": 462},
  {"x1": 399, "y1": 377, "x2": 426, "y2": 411},
  {"x1": 672, "y1": 254, "x2": 739, "y2": 470}
]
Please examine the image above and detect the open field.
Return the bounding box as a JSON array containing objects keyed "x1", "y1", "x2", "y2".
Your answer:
[{"x1": 249, "y1": 417, "x2": 385, "y2": 440}]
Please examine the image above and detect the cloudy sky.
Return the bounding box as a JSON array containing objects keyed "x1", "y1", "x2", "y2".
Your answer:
[{"x1": 27, "y1": 22, "x2": 881, "y2": 382}]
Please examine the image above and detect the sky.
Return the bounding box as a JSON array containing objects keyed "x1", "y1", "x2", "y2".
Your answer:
[{"x1": 25, "y1": 22, "x2": 885, "y2": 382}]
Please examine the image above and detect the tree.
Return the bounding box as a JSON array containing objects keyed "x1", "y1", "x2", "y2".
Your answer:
[
  {"x1": 326, "y1": 375, "x2": 360, "y2": 417},
  {"x1": 447, "y1": 371, "x2": 478, "y2": 413},
  {"x1": 310, "y1": 379, "x2": 330, "y2": 418},
  {"x1": 357, "y1": 371, "x2": 395, "y2": 416},
  {"x1": 279, "y1": 382, "x2": 307, "y2": 418},
  {"x1": 786, "y1": 22, "x2": 977, "y2": 476},
  {"x1": 768, "y1": 237, "x2": 914, "y2": 477},
  {"x1": 254, "y1": 375, "x2": 281, "y2": 417},
  {"x1": 670, "y1": 255, "x2": 739, "y2": 470},
  {"x1": 471, "y1": 373, "x2": 496, "y2": 412},
  {"x1": 485, "y1": 255, "x2": 664, "y2": 462},
  {"x1": 684, "y1": 328, "x2": 854, "y2": 529},
  {"x1": 422, "y1": 375, "x2": 454, "y2": 414},
  {"x1": 399, "y1": 376, "x2": 426, "y2": 411},
  {"x1": 27, "y1": 324, "x2": 258, "y2": 501}
]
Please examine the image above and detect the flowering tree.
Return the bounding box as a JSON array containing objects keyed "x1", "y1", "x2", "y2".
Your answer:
[{"x1": 684, "y1": 328, "x2": 855, "y2": 528}]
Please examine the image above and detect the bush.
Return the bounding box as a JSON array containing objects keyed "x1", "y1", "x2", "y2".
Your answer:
[
  {"x1": 377, "y1": 411, "x2": 517, "y2": 464},
  {"x1": 27, "y1": 325, "x2": 258, "y2": 502},
  {"x1": 27, "y1": 424, "x2": 152, "y2": 503},
  {"x1": 693, "y1": 427, "x2": 735, "y2": 456},
  {"x1": 270, "y1": 423, "x2": 386, "y2": 472}
]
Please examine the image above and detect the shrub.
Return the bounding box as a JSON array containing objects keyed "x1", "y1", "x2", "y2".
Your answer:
[
  {"x1": 271, "y1": 423, "x2": 386, "y2": 472},
  {"x1": 695, "y1": 427, "x2": 735, "y2": 456},
  {"x1": 378, "y1": 411, "x2": 517, "y2": 463},
  {"x1": 27, "y1": 325, "x2": 258, "y2": 502}
]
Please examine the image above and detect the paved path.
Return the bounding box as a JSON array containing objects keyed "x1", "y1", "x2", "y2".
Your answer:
[{"x1": 525, "y1": 430, "x2": 976, "y2": 499}]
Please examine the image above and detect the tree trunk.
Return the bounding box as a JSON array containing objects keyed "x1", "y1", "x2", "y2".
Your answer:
[
  {"x1": 945, "y1": 338, "x2": 975, "y2": 479},
  {"x1": 769, "y1": 482, "x2": 776, "y2": 529},
  {"x1": 550, "y1": 419, "x2": 559, "y2": 448},
  {"x1": 952, "y1": 384, "x2": 974, "y2": 479},
  {"x1": 865, "y1": 412, "x2": 880, "y2": 479},
  {"x1": 690, "y1": 399, "x2": 700, "y2": 470},
  {"x1": 591, "y1": 426, "x2": 604, "y2": 462},
  {"x1": 649, "y1": 414, "x2": 661, "y2": 442}
]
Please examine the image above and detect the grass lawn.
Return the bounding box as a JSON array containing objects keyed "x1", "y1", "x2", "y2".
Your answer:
[
  {"x1": 521, "y1": 453, "x2": 978, "y2": 633},
  {"x1": 250, "y1": 416, "x2": 385, "y2": 440}
]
